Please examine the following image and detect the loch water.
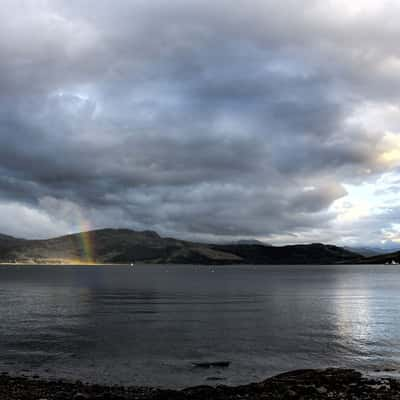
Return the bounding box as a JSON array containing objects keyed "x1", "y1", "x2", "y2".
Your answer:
[{"x1": 0, "y1": 264, "x2": 400, "y2": 387}]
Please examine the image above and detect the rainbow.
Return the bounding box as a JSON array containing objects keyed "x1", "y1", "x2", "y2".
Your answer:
[{"x1": 78, "y1": 219, "x2": 95, "y2": 264}]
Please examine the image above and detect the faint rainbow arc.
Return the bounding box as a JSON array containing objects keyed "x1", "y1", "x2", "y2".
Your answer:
[{"x1": 78, "y1": 219, "x2": 95, "y2": 264}]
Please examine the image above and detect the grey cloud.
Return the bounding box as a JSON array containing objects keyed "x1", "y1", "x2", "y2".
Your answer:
[{"x1": 0, "y1": 0, "x2": 399, "y2": 242}]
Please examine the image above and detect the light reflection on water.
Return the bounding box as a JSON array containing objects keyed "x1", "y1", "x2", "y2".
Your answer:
[{"x1": 0, "y1": 264, "x2": 400, "y2": 387}]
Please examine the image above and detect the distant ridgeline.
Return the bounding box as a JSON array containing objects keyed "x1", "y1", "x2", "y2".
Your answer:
[{"x1": 0, "y1": 228, "x2": 398, "y2": 265}]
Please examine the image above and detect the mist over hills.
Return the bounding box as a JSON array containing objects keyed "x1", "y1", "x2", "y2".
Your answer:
[{"x1": 0, "y1": 228, "x2": 368, "y2": 265}]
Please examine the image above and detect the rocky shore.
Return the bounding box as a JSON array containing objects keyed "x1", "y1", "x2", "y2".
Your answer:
[{"x1": 2, "y1": 368, "x2": 400, "y2": 399}]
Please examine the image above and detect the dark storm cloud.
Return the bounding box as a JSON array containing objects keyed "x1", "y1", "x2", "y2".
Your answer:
[{"x1": 0, "y1": 0, "x2": 399, "y2": 241}]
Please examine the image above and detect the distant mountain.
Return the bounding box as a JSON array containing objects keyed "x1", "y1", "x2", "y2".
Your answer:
[
  {"x1": 0, "y1": 233, "x2": 18, "y2": 240},
  {"x1": 345, "y1": 246, "x2": 400, "y2": 257},
  {"x1": 0, "y1": 228, "x2": 362, "y2": 265},
  {"x1": 355, "y1": 250, "x2": 400, "y2": 265},
  {"x1": 230, "y1": 239, "x2": 272, "y2": 246},
  {"x1": 345, "y1": 246, "x2": 382, "y2": 257},
  {"x1": 211, "y1": 243, "x2": 361, "y2": 265},
  {"x1": 0, "y1": 234, "x2": 24, "y2": 258}
]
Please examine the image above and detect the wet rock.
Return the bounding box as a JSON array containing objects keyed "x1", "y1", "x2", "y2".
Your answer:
[
  {"x1": 205, "y1": 376, "x2": 226, "y2": 381},
  {"x1": 192, "y1": 361, "x2": 230, "y2": 368}
]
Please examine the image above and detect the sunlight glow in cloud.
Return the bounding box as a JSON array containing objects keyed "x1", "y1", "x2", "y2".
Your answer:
[{"x1": 1, "y1": 0, "x2": 400, "y2": 247}]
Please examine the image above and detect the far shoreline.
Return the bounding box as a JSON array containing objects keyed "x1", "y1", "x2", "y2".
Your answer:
[
  {"x1": 0, "y1": 262, "x2": 130, "y2": 266},
  {"x1": 0, "y1": 261, "x2": 394, "y2": 267}
]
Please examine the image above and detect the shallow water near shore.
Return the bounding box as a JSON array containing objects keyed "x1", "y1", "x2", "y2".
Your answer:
[{"x1": 1, "y1": 264, "x2": 400, "y2": 388}]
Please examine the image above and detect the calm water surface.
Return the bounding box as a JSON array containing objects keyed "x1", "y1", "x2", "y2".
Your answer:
[{"x1": 0, "y1": 264, "x2": 400, "y2": 387}]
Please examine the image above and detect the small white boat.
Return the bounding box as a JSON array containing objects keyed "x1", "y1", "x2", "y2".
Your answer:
[{"x1": 391, "y1": 260, "x2": 399, "y2": 265}]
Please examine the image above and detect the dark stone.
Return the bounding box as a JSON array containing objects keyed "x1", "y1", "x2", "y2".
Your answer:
[{"x1": 192, "y1": 361, "x2": 230, "y2": 368}]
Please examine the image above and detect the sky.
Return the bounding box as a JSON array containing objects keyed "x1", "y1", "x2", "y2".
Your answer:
[{"x1": 1, "y1": 0, "x2": 400, "y2": 247}]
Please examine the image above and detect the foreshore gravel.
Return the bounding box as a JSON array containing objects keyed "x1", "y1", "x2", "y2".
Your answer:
[{"x1": 1, "y1": 368, "x2": 400, "y2": 399}]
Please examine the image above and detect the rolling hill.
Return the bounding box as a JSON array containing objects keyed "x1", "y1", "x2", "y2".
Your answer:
[
  {"x1": 0, "y1": 228, "x2": 364, "y2": 265},
  {"x1": 354, "y1": 250, "x2": 400, "y2": 265}
]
